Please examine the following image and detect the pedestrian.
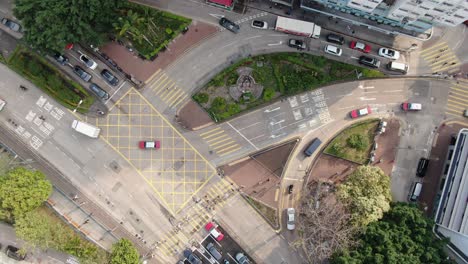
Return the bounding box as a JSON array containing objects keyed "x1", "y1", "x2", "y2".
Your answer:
[{"x1": 352, "y1": 30, "x2": 355, "y2": 34}]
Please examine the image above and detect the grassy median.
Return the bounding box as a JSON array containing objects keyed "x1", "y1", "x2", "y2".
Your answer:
[{"x1": 8, "y1": 46, "x2": 94, "y2": 113}]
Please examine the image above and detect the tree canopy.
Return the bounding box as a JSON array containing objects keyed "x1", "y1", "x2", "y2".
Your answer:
[
  {"x1": 337, "y1": 166, "x2": 391, "y2": 226},
  {"x1": 110, "y1": 239, "x2": 140, "y2": 264},
  {"x1": 331, "y1": 203, "x2": 452, "y2": 264},
  {"x1": 0, "y1": 167, "x2": 52, "y2": 221},
  {"x1": 14, "y1": 0, "x2": 125, "y2": 51}
]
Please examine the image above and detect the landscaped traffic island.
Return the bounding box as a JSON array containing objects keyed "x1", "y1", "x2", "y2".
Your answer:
[{"x1": 193, "y1": 53, "x2": 385, "y2": 122}]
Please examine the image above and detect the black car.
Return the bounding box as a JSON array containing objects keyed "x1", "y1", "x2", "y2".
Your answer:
[
  {"x1": 219, "y1": 17, "x2": 240, "y2": 33},
  {"x1": 416, "y1": 158, "x2": 429, "y2": 177},
  {"x1": 6, "y1": 245, "x2": 26, "y2": 261},
  {"x1": 89, "y1": 83, "x2": 110, "y2": 100},
  {"x1": 1, "y1": 18, "x2": 21, "y2": 32},
  {"x1": 101, "y1": 69, "x2": 119, "y2": 86},
  {"x1": 73, "y1": 66, "x2": 92, "y2": 82},
  {"x1": 183, "y1": 249, "x2": 202, "y2": 264},
  {"x1": 326, "y1": 33, "x2": 345, "y2": 45},
  {"x1": 358, "y1": 56, "x2": 381, "y2": 68},
  {"x1": 288, "y1": 39, "x2": 306, "y2": 50},
  {"x1": 288, "y1": 184, "x2": 294, "y2": 194},
  {"x1": 53, "y1": 53, "x2": 69, "y2": 65}
]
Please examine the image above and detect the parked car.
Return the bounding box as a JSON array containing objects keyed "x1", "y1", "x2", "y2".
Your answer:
[
  {"x1": 138, "y1": 140, "x2": 160, "y2": 149},
  {"x1": 205, "y1": 222, "x2": 224, "y2": 241},
  {"x1": 206, "y1": 243, "x2": 222, "y2": 260},
  {"x1": 79, "y1": 53, "x2": 98, "y2": 70},
  {"x1": 6, "y1": 245, "x2": 26, "y2": 261},
  {"x1": 358, "y1": 56, "x2": 381, "y2": 68},
  {"x1": 464, "y1": 109, "x2": 468, "y2": 117},
  {"x1": 101, "y1": 69, "x2": 119, "y2": 86},
  {"x1": 89, "y1": 83, "x2": 109, "y2": 100},
  {"x1": 1, "y1": 18, "x2": 21, "y2": 32},
  {"x1": 350, "y1": 41, "x2": 371, "y2": 53},
  {"x1": 0, "y1": 98, "x2": 6, "y2": 111},
  {"x1": 184, "y1": 249, "x2": 202, "y2": 264},
  {"x1": 287, "y1": 208, "x2": 295, "y2": 230},
  {"x1": 219, "y1": 17, "x2": 240, "y2": 33},
  {"x1": 377, "y1": 120, "x2": 387, "y2": 134},
  {"x1": 326, "y1": 33, "x2": 345, "y2": 45},
  {"x1": 324, "y1": 44, "x2": 342, "y2": 56},
  {"x1": 287, "y1": 184, "x2": 294, "y2": 194},
  {"x1": 251, "y1": 20, "x2": 268, "y2": 29},
  {"x1": 378, "y1": 48, "x2": 400, "y2": 60},
  {"x1": 401, "y1": 102, "x2": 422, "y2": 111},
  {"x1": 236, "y1": 252, "x2": 250, "y2": 264},
  {"x1": 288, "y1": 39, "x2": 306, "y2": 50},
  {"x1": 416, "y1": 158, "x2": 429, "y2": 177},
  {"x1": 350, "y1": 106, "x2": 371, "y2": 118},
  {"x1": 73, "y1": 66, "x2": 92, "y2": 82},
  {"x1": 53, "y1": 53, "x2": 69, "y2": 65}
]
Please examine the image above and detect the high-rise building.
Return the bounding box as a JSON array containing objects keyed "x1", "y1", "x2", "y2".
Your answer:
[{"x1": 300, "y1": 0, "x2": 468, "y2": 37}]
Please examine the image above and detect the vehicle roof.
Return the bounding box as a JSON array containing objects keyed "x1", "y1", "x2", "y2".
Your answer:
[
  {"x1": 409, "y1": 103, "x2": 422, "y2": 110},
  {"x1": 359, "y1": 107, "x2": 369, "y2": 115}
]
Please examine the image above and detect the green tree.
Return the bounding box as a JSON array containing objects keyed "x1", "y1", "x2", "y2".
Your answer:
[
  {"x1": 15, "y1": 208, "x2": 108, "y2": 263},
  {"x1": 331, "y1": 203, "x2": 452, "y2": 264},
  {"x1": 337, "y1": 166, "x2": 391, "y2": 226},
  {"x1": 110, "y1": 239, "x2": 140, "y2": 264},
  {"x1": 346, "y1": 134, "x2": 368, "y2": 150},
  {"x1": 14, "y1": 0, "x2": 125, "y2": 51},
  {"x1": 0, "y1": 167, "x2": 52, "y2": 221},
  {"x1": 193, "y1": 93, "x2": 209, "y2": 104}
]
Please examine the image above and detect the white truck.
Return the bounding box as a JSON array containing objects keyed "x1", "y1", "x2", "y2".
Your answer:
[
  {"x1": 275, "y1": 16, "x2": 321, "y2": 39},
  {"x1": 71, "y1": 120, "x2": 100, "y2": 138}
]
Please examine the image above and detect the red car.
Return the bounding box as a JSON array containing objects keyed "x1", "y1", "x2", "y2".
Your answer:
[
  {"x1": 350, "y1": 41, "x2": 371, "y2": 53},
  {"x1": 138, "y1": 141, "x2": 160, "y2": 149},
  {"x1": 205, "y1": 222, "x2": 225, "y2": 241},
  {"x1": 350, "y1": 106, "x2": 371, "y2": 118}
]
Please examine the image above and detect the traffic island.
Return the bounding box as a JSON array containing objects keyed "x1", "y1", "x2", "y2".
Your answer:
[{"x1": 219, "y1": 139, "x2": 299, "y2": 229}]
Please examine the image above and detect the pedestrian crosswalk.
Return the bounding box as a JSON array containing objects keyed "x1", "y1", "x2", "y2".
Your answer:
[
  {"x1": 199, "y1": 127, "x2": 241, "y2": 157},
  {"x1": 145, "y1": 69, "x2": 188, "y2": 108},
  {"x1": 156, "y1": 179, "x2": 237, "y2": 257},
  {"x1": 446, "y1": 79, "x2": 468, "y2": 117},
  {"x1": 420, "y1": 42, "x2": 461, "y2": 74}
]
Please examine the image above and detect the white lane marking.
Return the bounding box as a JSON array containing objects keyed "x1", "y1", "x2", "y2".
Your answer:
[
  {"x1": 363, "y1": 91, "x2": 378, "y2": 94},
  {"x1": 270, "y1": 119, "x2": 285, "y2": 125},
  {"x1": 106, "y1": 81, "x2": 126, "y2": 104},
  {"x1": 227, "y1": 122, "x2": 259, "y2": 150},
  {"x1": 384, "y1": 89, "x2": 403, "y2": 93},
  {"x1": 245, "y1": 35, "x2": 262, "y2": 40},
  {"x1": 359, "y1": 97, "x2": 376, "y2": 101},
  {"x1": 270, "y1": 133, "x2": 286, "y2": 138},
  {"x1": 221, "y1": 41, "x2": 238, "y2": 49},
  {"x1": 238, "y1": 121, "x2": 262, "y2": 131},
  {"x1": 264, "y1": 107, "x2": 280, "y2": 113},
  {"x1": 338, "y1": 106, "x2": 356, "y2": 110},
  {"x1": 358, "y1": 85, "x2": 375, "y2": 89},
  {"x1": 209, "y1": 14, "x2": 224, "y2": 19},
  {"x1": 250, "y1": 134, "x2": 266, "y2": 141},
  {"x1": 268, "y1": 41, "x2": 283, "y2": 46},
  {"x1": 351, "y1": 56, "x2": 359, "y2": 59}
]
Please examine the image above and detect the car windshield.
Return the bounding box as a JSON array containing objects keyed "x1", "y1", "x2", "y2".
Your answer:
[
  {"x1": 387, "y1": 50, "x2": 394, "y2": 56},
  {"x1": 253, "y1": 21, "x2": 263, "y2": 27}
]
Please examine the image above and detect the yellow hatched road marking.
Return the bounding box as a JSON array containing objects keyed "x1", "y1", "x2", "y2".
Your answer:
[
  {"x1": 434, "y1": 63, "x2": 461, "y2": 73},
  {"x1": 167, "y1": 91, "x2": 186, "y2": 106},
  {"x1": 449, "y1": 95, "x2": 468, "y2": 103},
  {"x1": 420, "y1": 42, "x2": 448, "y2": 55},
  {"x1": 145, "y1": 68, "x2": 162, "y2": 83},
  {"x1": 147, "y1": 72, "x2": 165, "y2": 87},
  {"x1": 429, "y1": 55, "x2": 456, "y2": 66},
  {"x1": 456, "y1": 78, "x2": 468, "y2": 84},
  {"x1": 165, "y1": 89, "x2": 184, "y2": 103},
  {"x1": 154, "y1": 80, "x2": 175, "y2": 96},
  {"x1": 450, "y1": 90, "x2": 468, "y2": 99},
  {"x1": 431, "y1": 58, "x2": 459, "y2": 68},
  {"x1": 200, "y1": 127, "x2": 222, "y2": 136},
  {"x1": 446, "y1": 109, "x2": 463, "y2": 116},
  {"x1": 160, "y1": 87, "x2": 179, "y2": 101},
  {"x1": 209, "y1": 137, "x2": 232, "y2": 147},
  {"x1": 212, "y1": 140, "x2": 237, "y2": 150},
  {"x1": 447, "y1": 104, "x2": 465, "y2": 110},
  {"x1": 150, "y1": 74, "x2": 168, "y2": 90},
  {"x1": 453, "y1": 82, "x2": 468, "y2": 89},
  {"x1": 218, "y1": 146, "x2": 242, "y2": 156},
  {"x1": 447, "y1": 99, "x2": 467, "y2": 107},
  {"x1": 217, "y1": 144, "x2": 241, "y2": 154},
  {"x1": 423, "y1": 51, "x2": 454, "y2": 61},
  {"x1": 203, "y1": 130, "x2": 226, "y2": 140},
  {"x1": 451, "y1": 87, "x2": 468, "y2": 93},
  {"x1": 170, "y1": 94, "x2": 188, "y2": 108}
]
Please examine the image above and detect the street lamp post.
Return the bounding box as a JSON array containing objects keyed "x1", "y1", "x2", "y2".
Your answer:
[{"x1": 73, "y1": 99, "x2": 83, "y2": 113}]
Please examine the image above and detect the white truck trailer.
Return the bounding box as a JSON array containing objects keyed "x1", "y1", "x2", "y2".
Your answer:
[
  {"x1": 71, "y1": 120, "x2": 100, "y2": 138},
  {"x1": 275, "y1": 16, "x2": 321, "y2": 39}
]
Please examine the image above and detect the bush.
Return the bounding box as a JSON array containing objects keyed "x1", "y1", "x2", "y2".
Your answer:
[
  {"x1": 226, "y1": 72, "x2": 239, "y2": 86},
  {"x1": 193, "y1": 93, "x2": 209, "y2": 104},
  {"x1": 329, "y1": 143, "x2": 343, "y2": 156},
  {"x1": 210, "y1": 97, "x2": 227, "y2": 113},
  {"x1": 263, "y1": 88, "x2": 275, "y2": 102},
  {"x1": 346, "y1": 134, "x2": 369, "y2": 150}
]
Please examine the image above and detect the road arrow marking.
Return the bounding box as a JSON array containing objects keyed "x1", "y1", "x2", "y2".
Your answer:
[{"x1": 264, "y1": 107, "x2": 281, "y2": 113}]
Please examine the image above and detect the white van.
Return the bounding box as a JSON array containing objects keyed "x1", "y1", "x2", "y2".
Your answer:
[
  {"x1": 387, "y1": 62, "x2": 408, "y2": 74},
  {"x1": 409, "y1": 182, "x2": 422, "y2": 202}
]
